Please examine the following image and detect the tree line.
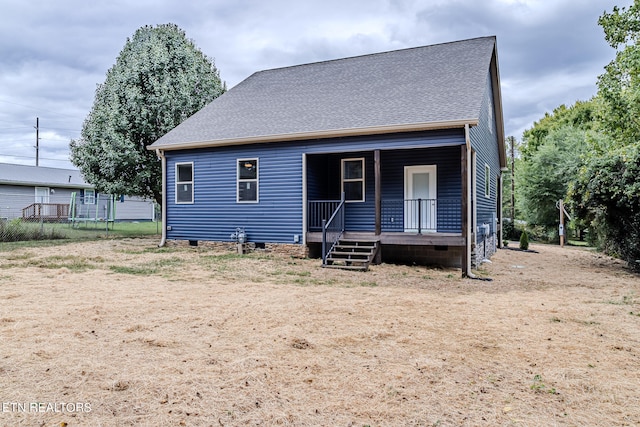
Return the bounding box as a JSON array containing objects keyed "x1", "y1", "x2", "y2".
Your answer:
[{"x1": 509, "y1": 2, "x2": 640, "y2": 270}]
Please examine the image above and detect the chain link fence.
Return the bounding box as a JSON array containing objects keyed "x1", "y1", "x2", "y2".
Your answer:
[{"x1": 1, "y1": 191, "x2": 160, "y2": 242}]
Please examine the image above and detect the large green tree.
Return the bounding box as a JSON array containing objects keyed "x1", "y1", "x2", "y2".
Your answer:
[
  {"x1": 521, "y1": 100, "x2": 597, "y2": 159},
  {"x1": 568, "y1": 1, "x2": 640, "y2": 269},
  {"x1": 597, "y1": 1, "x2": 640, "y2": 145},
  {"x1": 571, "y1": 142, "x2": 640, "y2": 268},
  {"x1": 515, "y1": 99, "x2": 600, "y2": 238},
  {"x1": 70, "y1": 24, "x2": 225, "y2": 204},
  {"x1": 516, "y1": 125, "x2": 591, "y2": 236}
]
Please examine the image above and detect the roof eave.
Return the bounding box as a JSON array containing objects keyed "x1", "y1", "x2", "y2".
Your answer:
[
  {"x1": 148, "y1": 119, "x2": 480, "y2": 151},
  {"x1": 490, "y1": 40, "x2": 507, "y2": 169},
  {"x1": 0, "y1": 181, "x2": 91, "y2": 188}
]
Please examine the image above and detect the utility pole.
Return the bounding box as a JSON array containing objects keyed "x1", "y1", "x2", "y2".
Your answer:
[{"x1": 35, "y1": 117, "x2": 40, "y2": 167}]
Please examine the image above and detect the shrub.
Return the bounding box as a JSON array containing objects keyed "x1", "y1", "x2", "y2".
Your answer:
[{"x1": 519, "y1": 230, "x2": 530, "y2": 250}]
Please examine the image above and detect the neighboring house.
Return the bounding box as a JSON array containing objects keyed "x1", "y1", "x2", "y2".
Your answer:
[
  {"x1": 148, "y1": 36, "x2": 506, "y2": 276},
  {"x1": 0, "y1": 163, "x2": 156, "y2": 222}
]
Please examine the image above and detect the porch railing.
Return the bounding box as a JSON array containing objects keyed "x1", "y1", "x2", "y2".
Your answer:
[
  {"x1": 308, "y1": 199, "x2": 342, "y2": 231},
  {"x1": 381, "y1": 198, "x2": 460, "y2": 233},
  {"x1": 308, "y1": 198, "x2": 461, "y2": 236},
  {"x1": 22, "y1": 203, "x2": 70, "y2": 222},
  {"x1": 321, "y1": 197, "x2": 345, "y2": 265}
]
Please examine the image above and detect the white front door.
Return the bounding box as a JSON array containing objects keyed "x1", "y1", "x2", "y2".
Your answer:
[{"x1": 404, "y1": 165, "x2": 437, "y2": 232}]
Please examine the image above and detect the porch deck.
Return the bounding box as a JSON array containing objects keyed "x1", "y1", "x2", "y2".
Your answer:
[
  {"x1": 21, "y1": 203, "x2": 70, "y2": 222},
  {"x1": 306, "y1": 231, "x2": 464, "y2": 246}
]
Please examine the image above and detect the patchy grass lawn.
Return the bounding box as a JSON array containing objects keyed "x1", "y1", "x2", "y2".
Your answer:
[{"x1": 0, "y1": 239, "x2": 638, "y2": 426}]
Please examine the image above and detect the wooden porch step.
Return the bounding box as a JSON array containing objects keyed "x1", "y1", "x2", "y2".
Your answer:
[
  {"x1": 337, "y1": 239, "x2": 379, "y2": 244},
  {"x1": 334, "y1": 244, "x2": 376, "y2": 251},
  {"x1": 324, "y1": 239, "x2": 380, "y2": 271},
  {"x1": 322, "y1": 263, "x2": 368, "y2": 271},
  {"x1": 331, "y1": 251, "x2": 371, "y2": 260},
  {"x1": 326, "y1": 257, "x2": 369, "y2": 265}
]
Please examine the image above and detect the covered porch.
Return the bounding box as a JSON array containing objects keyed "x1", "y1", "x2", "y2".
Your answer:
[{"x1": 304, "y1": 144, "x2": 471, "y2": 271}]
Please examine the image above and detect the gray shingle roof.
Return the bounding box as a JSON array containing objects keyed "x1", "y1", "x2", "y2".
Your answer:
[
  {"x1": 149, "y1": 36, "x2": 498, "y2": 150},
  {"x1": 0, "y1": 163, "x2": 90, "y2": 188}
]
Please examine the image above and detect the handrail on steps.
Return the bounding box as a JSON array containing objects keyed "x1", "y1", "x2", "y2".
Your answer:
[{"x1": 322, "y1": 193, "x2": 345, "y2": 265}]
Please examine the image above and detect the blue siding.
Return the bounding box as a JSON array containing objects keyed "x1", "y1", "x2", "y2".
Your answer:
[
  {"x1": 306, "y1": 155, "x2": 329, "y2": 201},
  {"x1": 167, "y1": 144, "x2": 303, "y2": 243},
  {"x1": 166, "y1": 129, "x2": 465, "y2": 243},
  {"x1": 381, "y1": 146, "x2": 462, "y2": 232},
  {"x1": 470, "y1": 70, "x2": 502, "y2": 239},
  {"x1": 308, "y1": 147, "x2": 462, "y2": 232}
]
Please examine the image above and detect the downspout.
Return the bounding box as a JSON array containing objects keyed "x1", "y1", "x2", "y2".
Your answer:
[
  {"x1": 464, "y1": 124, "x2": 473, "y2": 277},
  {"x1": 156, "y1": 148, "x2": 167, "y2": 247}
]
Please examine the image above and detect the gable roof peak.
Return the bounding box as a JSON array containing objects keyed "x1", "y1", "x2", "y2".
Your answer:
[
  {"x1": 254, "y1": 35, "x2": 496, "y2": 76},
  {"x1": 150, "y1": 36, "x2": 500, "y2": 151}
]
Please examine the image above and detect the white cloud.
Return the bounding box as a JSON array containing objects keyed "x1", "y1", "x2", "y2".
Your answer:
[
  {"x1": 502, "y1": 71, "x2": 600, "y2": 138},
  {"x1": 0, "y1": 0, "x2": 633, "y2": 168}
]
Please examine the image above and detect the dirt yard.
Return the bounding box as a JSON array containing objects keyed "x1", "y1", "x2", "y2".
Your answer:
[{"x1": 0, "y1": 238, "x2": 638, "y2": 426}]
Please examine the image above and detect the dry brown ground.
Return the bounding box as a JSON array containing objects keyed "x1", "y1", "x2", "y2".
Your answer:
[{"x1": 0, "y1": 238, "x2": 639, "y2": 426}]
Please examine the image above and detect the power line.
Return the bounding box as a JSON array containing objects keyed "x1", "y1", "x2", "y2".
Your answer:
[
  {"x1": 0, "y1": 126, "x2": 81, "y2": 132},
  {"x1": 0, "y1": 98, "x2": 80, "y2": 119},
  {"x1": 0, "y1": 138, "x2": 42, "y2": 143},
  {"x1": 0, "y1": 153, "x2": 71, "y2": 163}
]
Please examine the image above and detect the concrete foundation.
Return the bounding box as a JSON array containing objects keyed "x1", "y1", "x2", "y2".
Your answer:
[
  {"x1": 474, "y1": 233, "x2": 497, "y2": 267},
  {"x1": 168, "y1": 240, "x2": 308, "y2": 258}
]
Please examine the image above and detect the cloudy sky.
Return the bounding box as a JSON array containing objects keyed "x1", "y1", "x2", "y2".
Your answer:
[{"x1": 0, "y1": 0, "x2": 631, "y2": 169}]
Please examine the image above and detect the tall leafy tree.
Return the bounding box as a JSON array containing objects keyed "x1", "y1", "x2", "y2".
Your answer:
[
  {"x1": 571, "y1": 142, "x2": 640, "y2": 269},
  {"x1": 70, "y1": 24, "x2": 225, "y2": 204},
  {"x1": 516, "y1": 99, "x2": 600, "y2": 239},
  {"x1": 521, "y1": 100, "x2": 597, "y2": 159},
  {"x1": 516, "y1": 125, "x2": 590, "y2": 235},
  {"x1": 597, "y1": 1, "x2": 640, "y2": 145},
  {"x1": 567, "y1": 2, "x2": 640, "y2": 269}
]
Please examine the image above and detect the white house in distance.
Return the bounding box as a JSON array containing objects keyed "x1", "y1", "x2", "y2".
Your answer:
[{"x1": 0, "y1": 163, "x2": 156, "y2": 222}]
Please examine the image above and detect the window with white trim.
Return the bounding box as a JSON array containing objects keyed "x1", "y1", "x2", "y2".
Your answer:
[
  {"x1": 237, "y1": 158, "x2": 258, "y2": 203},
  {"x1": 83, "y1": 189, "x2": 95, "y2": 205},
  {"x1": 484, "y1": 164, "x2": 491, "y2": 198},
  {"x1": 342, "y1": 158, "x2": 365, "y2": 202},
  {"x1": 175, "y1": 162, "x2": 194, "y2": 204}
]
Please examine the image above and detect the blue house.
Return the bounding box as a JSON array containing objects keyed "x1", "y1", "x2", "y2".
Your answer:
[{"x1": 148, "y1": 36, "x2": 506, "y2": 276}]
